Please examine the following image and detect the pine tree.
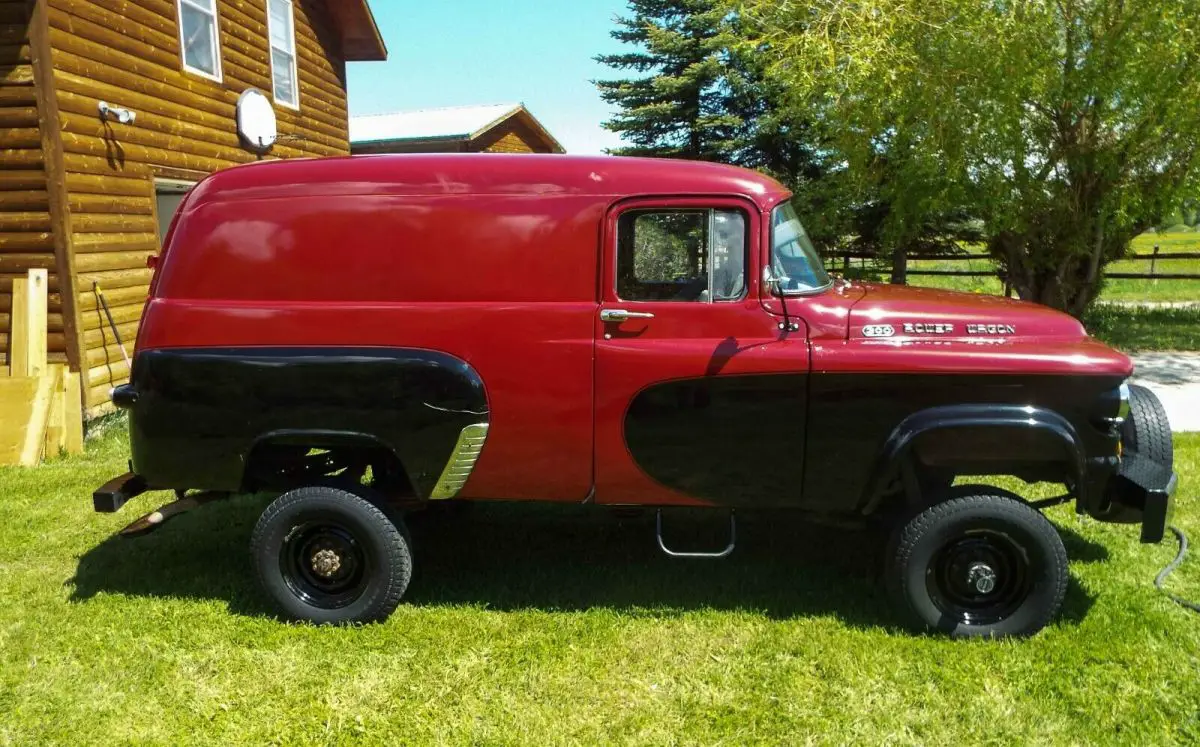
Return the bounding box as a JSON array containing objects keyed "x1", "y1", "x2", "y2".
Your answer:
[
  {"x1": 594, "y1": 3, "x2": 826, "y2": 192},
  {"x1": 594, "y1": 0, "x2": 734, "y2": 160}
]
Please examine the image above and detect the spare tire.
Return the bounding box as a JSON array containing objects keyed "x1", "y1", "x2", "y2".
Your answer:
[{"x1": 1122, "y1": 384, "x2": 1172, "y2": 470}]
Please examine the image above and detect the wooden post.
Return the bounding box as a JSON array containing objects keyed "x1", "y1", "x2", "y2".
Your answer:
[
  {"x1": 63, "y1": 370, "x2": 83, "y2": 455},
  {"x1": 10, "y1": 269, "x2": 48, "y2": 378},
  {"x1": 890, "y1": 246, "x2": 908, "y2": 285},
  {"x1": 1151, "y1": 244, "x2": 1160, "y2": 277},
  {"x1": 19, "y1": 365, "x2": 58, "y2": 466},
  {"x1": 43, "y1": 365, "x2": 65, "y2": 458}
]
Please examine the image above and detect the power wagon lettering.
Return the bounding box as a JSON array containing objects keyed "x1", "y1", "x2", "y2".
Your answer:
[
  {"x1": 967, "y1": 323, "x2": 1018, "y2": 335},
  {"x1": 902, "y1": 322, "x2": 953, "y2": 334}
]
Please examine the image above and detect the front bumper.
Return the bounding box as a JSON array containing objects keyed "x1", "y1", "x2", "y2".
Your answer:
[{"x1": 1101, "y1": 454, "x2": 1177, "y2": 543}]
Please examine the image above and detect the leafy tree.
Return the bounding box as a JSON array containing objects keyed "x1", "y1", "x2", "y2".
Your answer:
[
  {"x1": 597, "y1": 0, "x2": 982, "y2": 282},
  {"x1": 738, "y1": 0, "x2": 1200, "y2": 315}
]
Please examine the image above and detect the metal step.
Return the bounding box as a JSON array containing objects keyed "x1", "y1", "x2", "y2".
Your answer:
[{"x1": 655, "y1": 509, "x2": 736, "y2": 559}]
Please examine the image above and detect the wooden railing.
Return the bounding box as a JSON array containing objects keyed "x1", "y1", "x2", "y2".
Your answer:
[{"x1": 826, "y1": 245, "x2": 1200, "y2": 281}]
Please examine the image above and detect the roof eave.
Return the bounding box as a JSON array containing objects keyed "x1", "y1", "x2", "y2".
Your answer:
[
  {"x1": 326, "y1": 0, "x2": 388, "y2": 62},
  {"x1": 469, "y1": 106, "x2": 566, "y2": 154},
  {"x1": 352, "y1": 135, "x2": 471, "y2": 147}
]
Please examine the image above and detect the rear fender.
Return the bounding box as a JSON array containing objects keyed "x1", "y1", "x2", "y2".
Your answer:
[{"x1": 862, "y1": 404, "x2": 1084, "y2": 510}]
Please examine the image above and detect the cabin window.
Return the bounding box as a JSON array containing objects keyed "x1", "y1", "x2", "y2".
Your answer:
[
  {"x1": 177, "y1": 0, "x2": 222, "y2": 81},
  {"x1": 268, "y1": 0, "x2": 299, "y2": 109},
  {"x1": 616, "y1": 209, "x2": 747, "y2": 302}
]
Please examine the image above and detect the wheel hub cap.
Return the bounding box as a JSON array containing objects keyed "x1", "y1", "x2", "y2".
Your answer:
[
  {"x1": 926, "y1": 527, "x2": 1033, "y2": 626},
  {"x1": 966, "y1": 562, "x2": 997, "y2": 594},
  {"x1": 311, "y1": 548, "x2": 342, "y2": 578}
]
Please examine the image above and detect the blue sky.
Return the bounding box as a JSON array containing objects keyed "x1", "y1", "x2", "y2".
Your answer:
[{"x1": 346, "y1": 1, "x2": 632, "y2": 154}]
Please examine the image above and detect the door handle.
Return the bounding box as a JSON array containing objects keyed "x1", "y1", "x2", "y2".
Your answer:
[{"x1": 600, "y1": 309, "x2": 655, "y2": 323}]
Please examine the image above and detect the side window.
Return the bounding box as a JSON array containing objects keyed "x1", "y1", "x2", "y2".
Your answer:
[
  {"x1": 268, "y1": 0, "x2": 300, "y2": 109},
  {"x1": 616, "y1": 209, "x2": 746, "y2": 302},
  {"x1": 177, "y1": 0, "x2": 223, "y2": 82}
]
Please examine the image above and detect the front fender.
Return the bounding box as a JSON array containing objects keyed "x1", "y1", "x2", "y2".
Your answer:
[{"x1": 862, "y1": 404, "x2": 1085, "y2": 508}]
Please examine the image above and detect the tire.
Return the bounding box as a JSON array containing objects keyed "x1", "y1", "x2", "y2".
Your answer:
[
  {"x1": 1122, "y1": 384, "x2": 1173, "y2": 470},
  {"x1": 887, "y1": 486, "x2": 1068, "y2": 639},
  {"x1": 251, "y1": 485, "x2": 412, "y2": 624}
]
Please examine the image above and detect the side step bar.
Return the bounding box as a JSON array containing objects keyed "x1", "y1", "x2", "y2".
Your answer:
[{"x1": 655, "y1": 509, "x2": 736, "y2": 559}]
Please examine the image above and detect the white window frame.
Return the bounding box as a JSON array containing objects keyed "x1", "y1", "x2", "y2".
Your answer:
[
  {"x1": 267, "y1": 0, "x2": 300, "y2": 110},
  {"x1": 176, "y1": 0, "x2": 223, "y2": 83}
]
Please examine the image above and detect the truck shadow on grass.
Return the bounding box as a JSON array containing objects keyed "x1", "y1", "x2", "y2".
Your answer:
[{"x1": 70, "y1": 497, "x2": 1105, "y2": 631}]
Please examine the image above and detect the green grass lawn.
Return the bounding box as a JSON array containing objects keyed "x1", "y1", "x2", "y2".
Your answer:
[
  {"x1": 905, "y1": 231, "x2": 1200, "y2": 303},
  {"x1": 1082, "y1": 305, "x2": 1200, "y2": 353},
  {"x1": 1, "y1": 426, "x2": 1198, "y2": 744}
]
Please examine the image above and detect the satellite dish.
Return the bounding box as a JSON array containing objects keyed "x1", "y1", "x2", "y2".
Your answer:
[{"x1": 237, "y1": 88, "x2": 277, "y2": 153}]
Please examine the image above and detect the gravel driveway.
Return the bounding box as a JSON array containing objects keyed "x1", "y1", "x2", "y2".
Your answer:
[{"x1": 1130, "y1": 352, "x2": 1200, "y2": 431}]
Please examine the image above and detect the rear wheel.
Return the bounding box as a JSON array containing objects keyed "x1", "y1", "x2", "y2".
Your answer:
[
  {"x1": 887, "y1": 486, "x2": 1068, "y2": 638},
  {"x1": 251, "y1": 485, "x2": 412, "y2": 624}
]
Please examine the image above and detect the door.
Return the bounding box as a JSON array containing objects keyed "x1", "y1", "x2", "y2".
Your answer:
[
  {"x1": 594, "y1": 197, "x2": 811, "y2": 507},
  {"x1": 154, "y1": 179, "x2": 196, "y2": 245}
]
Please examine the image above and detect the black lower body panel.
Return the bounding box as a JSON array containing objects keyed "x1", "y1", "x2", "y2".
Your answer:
[{"x1": 124, "y1": 347, "x2": 489, "y2": 497}]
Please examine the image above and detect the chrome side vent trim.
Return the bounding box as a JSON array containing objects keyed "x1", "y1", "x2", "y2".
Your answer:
[{"x1": 430, "y1": 423, "x2": 489, "y2": 499}]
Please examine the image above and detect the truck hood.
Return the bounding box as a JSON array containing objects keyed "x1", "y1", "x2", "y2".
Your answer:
[{"x1": 847, "y1": 283, "x2": 1087, "y2": 341}]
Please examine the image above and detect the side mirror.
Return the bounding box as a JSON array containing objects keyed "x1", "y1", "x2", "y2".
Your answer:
[{"x1": 762, "y1": 265, "x2": 788, "y2": 296}]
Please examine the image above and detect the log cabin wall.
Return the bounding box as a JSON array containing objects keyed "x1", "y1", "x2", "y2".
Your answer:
[
  {"x1": 471, "y1": 118, "x2": 549, "y2": 154},
  {"x1": 45, "y1": 0, "x2": 352, "y2": 413},
  {"x1": 0, "y1": 0, "x2": 66, "y2": 369}
]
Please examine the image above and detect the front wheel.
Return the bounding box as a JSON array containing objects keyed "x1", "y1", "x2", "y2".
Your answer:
[
  {"x1": 251, "y1": 486, "x2": 412, "y2": 624},
  {"x1": 887, "y1": 486, "x2": 1068, "y2": 638},
  {"x1": 1122, "y1": 384, "x2": 1173, "y2": 469}
]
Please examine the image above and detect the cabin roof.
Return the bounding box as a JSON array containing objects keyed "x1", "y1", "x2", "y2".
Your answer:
[
  {"x1": 327, "y1": 0, "x2": 387, "y2": 61},
  {"x1": 349, "y1": 104, "x2": 565, "y2": 153},
  {"x1": 187, "y1": 153, "x2": 789, "y2": 211}
]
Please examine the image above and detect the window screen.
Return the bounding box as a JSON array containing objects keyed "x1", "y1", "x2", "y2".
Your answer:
[
  {"x1": 178, "y1": 0, "x2": 222, "y2": 80},
  {"x1": 268, "y1": 0, "x2": 299, "y2": 108}
]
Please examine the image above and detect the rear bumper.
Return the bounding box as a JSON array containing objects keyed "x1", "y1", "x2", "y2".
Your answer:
[
  {"x1": 1098, "y1": 455, "x2": 1177, "y2": 544},
  {"x1": 93, "y1": 472, "x2": 148, "y2": 513}
]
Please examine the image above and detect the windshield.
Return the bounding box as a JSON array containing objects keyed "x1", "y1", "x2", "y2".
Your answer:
[{"x1": 770, "y1": 202, "x2": 831, "y2": 293}]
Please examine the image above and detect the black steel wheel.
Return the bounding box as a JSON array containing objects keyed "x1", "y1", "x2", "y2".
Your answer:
[
  {"x1": 252, "y1": 486, "x2": 411, "y2": 624},
  {"x1": 888, "y1": 486, "x2": 1068, "y2": 638}
]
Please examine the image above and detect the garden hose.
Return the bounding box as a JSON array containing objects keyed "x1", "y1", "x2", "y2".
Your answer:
[{"x1": 1156, "y1": 525, "x2": 1200, "y2": 614}]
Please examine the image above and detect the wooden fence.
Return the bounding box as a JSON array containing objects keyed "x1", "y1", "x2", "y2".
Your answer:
[{"x1": 827, "y1": 244, "x2": 1200, "y2": 282}]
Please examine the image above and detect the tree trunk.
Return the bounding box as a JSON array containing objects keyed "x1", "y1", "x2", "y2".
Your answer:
[
  {"x1": 989, "y1": 232, "x2": 1104, "y2": 317},
  {"x1": 1017, "y1": 257, "x2": 1103, "y2": 318}
]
